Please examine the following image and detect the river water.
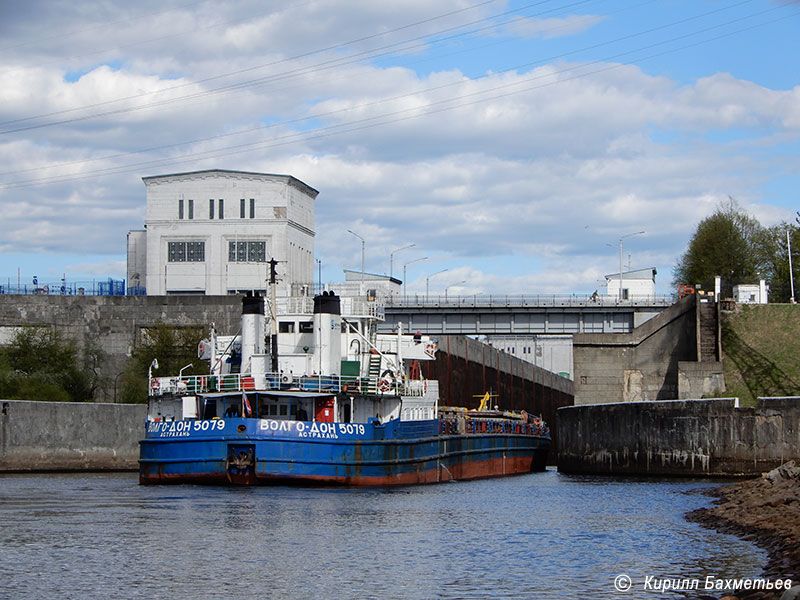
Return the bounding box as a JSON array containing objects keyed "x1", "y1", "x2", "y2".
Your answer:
[{"x1": 0, "y1": 470, "x2": 766, "y2": 600}]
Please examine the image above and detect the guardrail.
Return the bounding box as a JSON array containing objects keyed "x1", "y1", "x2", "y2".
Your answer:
[
  {"x1": 0, "y1": 278, "x2": 127, "y2": 296},
  {"x1": 149, "y1": 372, "x2": 429, "y2": 398},
  {"x1": 386, "y1": 294, "x2": 674, "y2": 308}
]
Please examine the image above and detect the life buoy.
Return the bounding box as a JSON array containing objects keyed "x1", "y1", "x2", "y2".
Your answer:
[
  {"x1": 378, "y1": 369, "x2": 395, "y2": 393},
  {"x1": 150, "y1": 379, "x2": 159, "y2": 391}
]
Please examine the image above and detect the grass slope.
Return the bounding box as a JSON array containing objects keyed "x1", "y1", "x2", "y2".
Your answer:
[{"x1": 721, "y1": 304, "x2": 800, "y2": 406}]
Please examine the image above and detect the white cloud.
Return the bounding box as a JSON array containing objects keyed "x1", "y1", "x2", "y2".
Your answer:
[{"x1": 1, "y1": 0, "x2": 798, "y2": 295}]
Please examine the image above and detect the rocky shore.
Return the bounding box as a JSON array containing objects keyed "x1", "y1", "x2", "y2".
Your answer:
[{"x1": 686, "y1": 462, "x2": 800, "y2": 600}]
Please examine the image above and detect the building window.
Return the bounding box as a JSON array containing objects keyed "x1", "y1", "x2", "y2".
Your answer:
[
  {"x1": 240, "y1": 198, "x2": 245, "y2": 219},
  {"x1": 168, "y1": 241, "x2": 205, "y2": 262},
  {"x1": 228, "y1": 241, "x2": 266, "y2": 262},
  {"x1": 188, "y1": 199, "x2": 194, "y2": 220},
  {"x1": 209, "y1": 199, "x2": 214, "y2": 220},
  {"x1": 218, "y1": 198, "x2": 224, "y2": 220},
  {"x1": 178, "y1": 199, "x2": 184, "y2": 219},
  {"x1": 250, "y1": 198, "x2": 255, "y2": 219}
]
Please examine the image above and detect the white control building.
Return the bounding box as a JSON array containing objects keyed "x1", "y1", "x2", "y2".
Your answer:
[{"x1": 127, "y1": 169, "x2": 318, "y2": 296}]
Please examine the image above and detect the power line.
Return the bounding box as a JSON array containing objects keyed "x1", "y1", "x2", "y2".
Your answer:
[
  {"x1": 2, "y1": 4, "x2": 794, "y2": 191},
  {"x1": 0, "y1": 0, "x2": 513, "y2": 132},
  {"x1": 0, "y1": 0, "x2": 756, "y2": 179}
]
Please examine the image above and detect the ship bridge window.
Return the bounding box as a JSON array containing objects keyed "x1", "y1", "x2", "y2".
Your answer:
[
  {"x1": 201, "y1": 398, "x2": 217, "y2": 419},
  {"x1": 298, "y1": 321, "x2": 313, "y2": 333},
  {"x1": 279, "y1": 321, "x2": 294, "y2": 333},
  {"x1": 265, "y1": 403, "x2": 293, "y2": 418}
]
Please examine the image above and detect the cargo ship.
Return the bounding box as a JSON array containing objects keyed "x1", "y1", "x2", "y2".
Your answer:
[{"x1": 139, "y1": 286, "x2": 550, "y2": 486}]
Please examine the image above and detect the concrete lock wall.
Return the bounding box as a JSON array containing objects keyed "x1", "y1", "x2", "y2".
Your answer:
[
  {"x1": 572, "y1": 294, "x2": 701, "y2": 405},
  {"x1": 557, "y1": 397, "x2": 800, "y2": 477},
  {"x1": 0, "y1": 400, "x2": 146, "y2": 471},
  {"x1": 424, "y1": 335, "x2": 574, "y2": 455},
  {"x1": 0, "y1": 295, "x2": 243, "y2": 403}
]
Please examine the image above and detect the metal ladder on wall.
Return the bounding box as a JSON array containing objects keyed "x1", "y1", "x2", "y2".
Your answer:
[{"x1": 364, "y1": 320, "x2": 382, "y2": 394}]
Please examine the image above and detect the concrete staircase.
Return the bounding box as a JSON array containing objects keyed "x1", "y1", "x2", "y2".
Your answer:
[{"x1": 698, "y1": 300, "x2": 718, "y2": 362}]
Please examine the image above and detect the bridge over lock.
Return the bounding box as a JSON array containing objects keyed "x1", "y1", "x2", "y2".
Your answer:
[{"x1": 379, "y1": 294, "x2": 674, "y2": 336}]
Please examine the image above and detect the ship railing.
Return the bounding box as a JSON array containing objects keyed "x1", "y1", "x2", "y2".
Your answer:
[
  {"x1": 148, "y1": 372, "x2": 430, "y2": 397},
  {"x1": 438, "y1": 416, "x2": 548, "y2": 436}
]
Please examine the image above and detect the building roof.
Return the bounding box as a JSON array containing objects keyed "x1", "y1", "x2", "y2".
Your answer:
[
  {"x1": 343, "y1": 270, "x2": 402, "y2": 286},
  {"x1": 604, "y1": 267, "x2": 657, "y2": 280},
  {"x1": 142, "y1": 169, "x2": 319, "y2": 198}
]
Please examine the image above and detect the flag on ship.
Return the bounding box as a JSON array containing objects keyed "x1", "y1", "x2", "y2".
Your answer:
[{"x1": 242, "y1": 392, "x2": 252, "y2": 416}]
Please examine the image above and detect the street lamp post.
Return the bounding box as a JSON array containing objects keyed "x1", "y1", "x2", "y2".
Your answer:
[
  {"x1": 789, "y1": 230, "x2": 796, "y2": 304},
  {"x1": 403, "y1": 257, "x2": 428, "y2": 300},
  {"x1": 616, "y1": 231, "x2": 645, "y2": 299},
  {"x1": 347, "y1": 229, "x2": 365, "y2": 282},
  {"x1": 390, "y1": 243, "x2": 415, "y2": 278},
  {"x1": 426, "y1": 269, "x2": 449, "y2": 300},
  {"x1": 445, "y1": 280, "x2": 466, "y2": 300}
]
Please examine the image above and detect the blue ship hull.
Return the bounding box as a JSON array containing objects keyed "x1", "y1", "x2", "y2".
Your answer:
[{"x1": 139, "y1": 418, "x2": 550, "y2": 486}]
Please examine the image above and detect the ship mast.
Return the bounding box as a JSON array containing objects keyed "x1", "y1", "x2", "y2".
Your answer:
[{"x1": 268, "y1": 258, "x2": 279, "y2": 373}]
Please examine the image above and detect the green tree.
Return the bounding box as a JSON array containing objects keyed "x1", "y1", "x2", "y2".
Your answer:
[
  {"x1": 673, "y1": 198, "x2": 762, "y2": 298},
  {"x1": 754, "y1": 221, "x2": 800, "y2": 303},
  {"x1": 119, "y1": 323, "x2": 206, "y2": 404},
  {"x1": 0, "y1": 328, "x2": 93, "y2": 401}
]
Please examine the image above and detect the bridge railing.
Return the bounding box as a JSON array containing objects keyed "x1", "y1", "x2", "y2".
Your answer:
[
  {"x1": 0, "y1": 278, "x2": 127, "y2": 296},
  {"x1": 385, "y1": 294, "x2": 674, "y2": 308}
]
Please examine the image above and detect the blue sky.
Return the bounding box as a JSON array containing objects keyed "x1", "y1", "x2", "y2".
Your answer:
[{"x1": 1, "y1": 0, "x2": 798, "y2": 296}]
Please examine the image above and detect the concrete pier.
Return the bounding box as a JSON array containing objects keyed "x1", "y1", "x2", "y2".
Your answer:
[
  {"x1": 0, "y1": 400, "x2": 145, "y2": 472},
  {"x1": 557, "y1": 397, "x2": 800, "y2": 477}
]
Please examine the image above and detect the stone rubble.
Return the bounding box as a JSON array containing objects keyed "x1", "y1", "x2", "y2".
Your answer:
[{"x1": 686, "y1": 461, "x2": 800, "y2": 600}]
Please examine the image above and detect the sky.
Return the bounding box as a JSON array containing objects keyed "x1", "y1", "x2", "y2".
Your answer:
[{"x1": 1, "y1": 0, "x2": 799, "y2": 296}]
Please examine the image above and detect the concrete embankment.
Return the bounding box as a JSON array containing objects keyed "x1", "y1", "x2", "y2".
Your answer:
[
  {"x1": 0, "y1": 399, "x2": 145, "y2": 472},
  {"x1": 557, "y1": 397, "x2": 800, "y2": 477},
  {"x1": 686, "y1": 462, "x2": 800, "y2": 600}
]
